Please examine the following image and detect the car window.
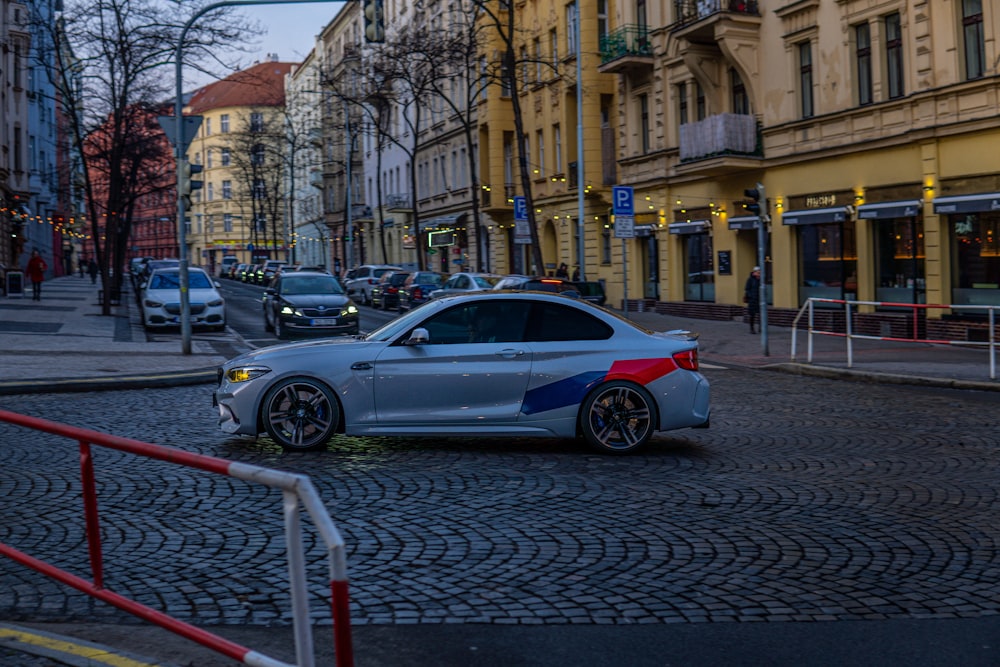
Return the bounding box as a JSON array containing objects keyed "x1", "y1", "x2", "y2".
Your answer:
[
  {"x1": 473, "y1": 275, "x2": 502, "y2": 288},
  {"x1": 443, "y1": 276, "x2": 458, "y2": 289},
  {"x1": 419, "y1": 301, "x2": 530, "y2": 344},
  {"x1": 524, "y1": 303, "x2": 613, "y2": 342},
  {"x1": 390, "y1": 273, "x2": 409, "y2": 286},
  {"x1": 374, "y1": 268, "x2": 393, "y2": 278},
  {"x1": 420, "y1": 305, "x2": 476, "y2": 344},
  {"x1": 281, "y1": 277, "x2": 343, "y2": 295},
  {"x1": 456, "y1": 276, "x2": 470, "y2": 289}
]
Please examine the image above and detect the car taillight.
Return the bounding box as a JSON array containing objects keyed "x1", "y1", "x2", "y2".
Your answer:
[
  {"x1": 672, "y1": 349, "x2": 698, "y2": 371},
  {"x1": 368, "y1": 278, "x2": 375, "y2": 284},
  {"x1": 412, "y1": 287, "x2": 422, "y2": 299},
  {"x1": 388, "y1": 287, "x2": 398, "y2": 294}
]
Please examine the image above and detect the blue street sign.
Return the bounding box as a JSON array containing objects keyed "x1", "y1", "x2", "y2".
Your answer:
[
  {"x1": 612, "y1": 186, "x2": 634, "y2": 215},
  {"x1": 513, "y1": 196, "x2": 527, "y2": 221}
]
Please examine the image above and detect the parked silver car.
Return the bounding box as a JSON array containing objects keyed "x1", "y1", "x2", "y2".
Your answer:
[
  {"x1": 430, "y1": 271, "x2": 503, "y2": 298},
  {"x1": 141, "y1": 267, "x2": 226, "y2": 331},
  {"x1": 214, "y1": 292, "x2": 710, "y2": 453},
  {"x1": 343, "y1": 264, "x2": 403, "y2": 305}
]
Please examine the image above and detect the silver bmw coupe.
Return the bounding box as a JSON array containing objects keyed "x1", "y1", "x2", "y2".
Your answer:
[{"x1": 214, "y1": 291, "x2": 710, "y2": 454}]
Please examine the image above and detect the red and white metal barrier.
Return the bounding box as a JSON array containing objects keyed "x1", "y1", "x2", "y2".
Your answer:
[
  {"x1": 0, "y1": 409, "x2": 354, "y2": 667},
  {"x1": 791, "y1": 298, "x2": 997, "y2": 380}
]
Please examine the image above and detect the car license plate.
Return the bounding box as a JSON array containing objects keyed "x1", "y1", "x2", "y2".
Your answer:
[{"x1": 312, "y1": 317, "x2": 339, "y2": 326}]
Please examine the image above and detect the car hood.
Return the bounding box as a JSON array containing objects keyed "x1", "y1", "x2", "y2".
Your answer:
[
  {"x1": 279, "y1": 294, "x2": 351, "y2": 308},
  {"x1": 223, "y1": 335, "x2": 374, "y2": 367}
]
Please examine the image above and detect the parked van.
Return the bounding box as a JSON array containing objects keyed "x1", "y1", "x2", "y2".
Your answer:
[{"x1": 219, "y1": 255, "x2": 239, "y2": 278}]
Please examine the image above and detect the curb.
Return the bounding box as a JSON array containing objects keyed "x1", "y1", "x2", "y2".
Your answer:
[
  {"x1": 0, "y1": 622, "x2": 179, "y2": 667},
  {"x1": 0, "y1": 368, "x2": 219, "y2": 396},
  {"x1": 762, "y1": 361, "x2": 1000, "y2": 392}
]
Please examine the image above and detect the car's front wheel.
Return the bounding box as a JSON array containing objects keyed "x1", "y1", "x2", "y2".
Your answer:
[
  {"x1": 579, "y1": 381, "x2": 655, "y2": 454},
  {"x1": 262, "y1": 377, "x2": 339, "y2": 451}
]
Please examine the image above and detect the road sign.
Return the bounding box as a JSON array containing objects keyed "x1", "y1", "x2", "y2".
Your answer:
[
  {"x1": 612, "y1": 186, "x2": 634, "y2": 215},
  {"x1": 157, "y1": 115, "x2": 203, "y2": 154},
  {"x1": 513, "y1": 195, "x2": 531, "y2": 245},
  {"x1": 614, "y1": 214, "x2": 635, "y2": 239}
]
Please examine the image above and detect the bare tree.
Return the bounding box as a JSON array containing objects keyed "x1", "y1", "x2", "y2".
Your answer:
[{"x1": 39, "y1": 0, "x2": 254, "y2": 314}]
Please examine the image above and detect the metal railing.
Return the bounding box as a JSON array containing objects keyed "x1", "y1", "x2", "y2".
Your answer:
[
  {"x1": 599, "y1": 24, "x2": 652, "y2": 64},
  {"x1": 0, "y1": 409, "x2": 354, "y2": 667},
  {"x1": 791, "y1": 298, "x2": 998, "y2": 380}
]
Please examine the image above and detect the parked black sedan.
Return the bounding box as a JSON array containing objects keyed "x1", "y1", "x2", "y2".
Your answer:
[
  {"x1": 263, "y1": 271, "x2": 359, "y2": 339},
  {"x1": 398, "y1": 270, "x2": 447, "y2": 311},
  {"x1": 371, "y1": 270, "x2": 411, "y2": 310}
]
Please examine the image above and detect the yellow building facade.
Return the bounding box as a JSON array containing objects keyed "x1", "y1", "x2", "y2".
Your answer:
[{"x1": 601, "y1": 0, "x2": 1000, "y2": 335}]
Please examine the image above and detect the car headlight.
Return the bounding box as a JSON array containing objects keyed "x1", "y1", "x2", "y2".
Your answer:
[
  {"x1": 280, "y1": 305, "x2": 305, "y2": 317},
  {"x1": 207, "y1": 298, "x2": 224, "y2": 307},
  {"x1": 342, "y1": 304, "x2": 358, "y2": 316},
  {"x1": 226, "y1": 366, "x2": 271, "y2": 383},
  {"x1": 143, "y1": 299, "x2": 164, "y2": 308}
]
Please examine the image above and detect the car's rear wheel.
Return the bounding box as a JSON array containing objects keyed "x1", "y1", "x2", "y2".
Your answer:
[
  {"x1": 262, "y1": 377, "x2": 339, "y2": 451},
  {"x1": 579, "y1": 381, "x2": 655, "y2": 454}
]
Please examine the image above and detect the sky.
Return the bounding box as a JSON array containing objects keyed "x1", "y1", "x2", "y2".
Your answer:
[{"x1": 186, "y1": 2, "x2": 345, "y2": 88}]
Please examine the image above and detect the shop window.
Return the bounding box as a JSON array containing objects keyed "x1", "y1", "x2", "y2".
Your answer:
[
  {"x1": 875, "y1": 217, "x2": 925, "y2": 306},
  {"x1": 798, "y1": 222, "x2": 857, "y2": 305},
  {"x1": 950, "y1": 212, "x2": 1000, "y2": 309},
  {"x1": 684, "y1": 233, "x2": 714, "y2": 302}
]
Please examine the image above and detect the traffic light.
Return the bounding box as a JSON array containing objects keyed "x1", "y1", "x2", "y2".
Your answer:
[
  {"x1": 363, "y1": 0, "x2": 384, "y2": 43},
  {"x1": 178, "y1": 159, "x2": 204, "y2": 206},
  {"x1": 744, "y1": 186, "x2": 762, "y2": 216}
]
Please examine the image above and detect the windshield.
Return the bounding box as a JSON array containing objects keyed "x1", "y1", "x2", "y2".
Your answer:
[
  {"x1": 414, "y1": 272, "x2": 443, "y2": 285},
  {"x1": 280, "y1": 276, "x2": 345, "y2": 295},
  {"x1": 149, "y1": 271, "x2": 212, "y2": 290}
]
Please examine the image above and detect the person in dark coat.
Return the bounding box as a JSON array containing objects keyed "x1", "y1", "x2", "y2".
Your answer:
[
  {"x1": 555, "y1": 262, "x2": 569, "y2": 279},
  {"x1": 744, "y1": 266, "x2": 761, "y2": 334},
  {"x1": 26, "y1": 249, "x2": 48, "y2": 301},
  {"x1": 88, "y1": 258, "x2": 99, "y2": 285}
]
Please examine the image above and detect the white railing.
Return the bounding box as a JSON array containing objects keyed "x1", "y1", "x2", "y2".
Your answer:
[
  {"x1": 791, "y1": 298, "x2": 998, "y2": 380},
  {"x1": 679, "y1": 113, "x2": 757, "y2": 161}
]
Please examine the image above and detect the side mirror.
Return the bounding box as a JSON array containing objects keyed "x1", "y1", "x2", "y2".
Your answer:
[
  {"x1": 404, "y1": 327, "x2": 429, "y2": 345},
  {"x1": 214, "y1": 281, "x2": 221, "y2": 288}
]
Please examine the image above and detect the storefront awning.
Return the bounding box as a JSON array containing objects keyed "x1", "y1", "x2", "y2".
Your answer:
[
  {"x1": 668, "y1": 220, "x2": 709, "y2": 235},
  {"x1": 933, "y1": 193, "x2": 1000, "y2": 215},
  {"x1": 418, "y1": 213, "x2": 466, "y2": 231},
  {"x1": 781, "y1": 206, "x2": 851, "y2": 225},
  {"x1": 857, "y1": 200, "x2": 922, "y2": 219},
  {"x1": 727, "y1": 216, "x2": 759, "y2": 231}
]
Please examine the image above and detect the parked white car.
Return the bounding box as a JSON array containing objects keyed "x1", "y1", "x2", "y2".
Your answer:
[
  {"x1": 343, "y1": 264, "x2": 402, "y2": 305},
  {"x1": 140, "y1": 267, "x2": 226, "y2": 331}
]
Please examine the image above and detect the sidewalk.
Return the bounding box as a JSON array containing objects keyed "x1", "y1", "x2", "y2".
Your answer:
[{"x1": 0, "y1": 275, "x2": 997, "y2": 394}]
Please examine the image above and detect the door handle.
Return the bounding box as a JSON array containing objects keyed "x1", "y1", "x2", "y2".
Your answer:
[
  {"x1": 351, "y1": 361, "x2": 372, "y2": 370},
  {"x1": 495, "y1": 349, "x2": 525, "y2": 358}
]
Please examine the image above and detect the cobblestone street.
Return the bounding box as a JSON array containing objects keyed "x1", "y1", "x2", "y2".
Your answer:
[{"x1": 3, "y1": 364, "x2": 998, "y2": 643}]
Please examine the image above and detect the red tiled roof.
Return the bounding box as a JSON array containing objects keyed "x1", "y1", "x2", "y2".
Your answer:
[{"x1": 187, "y1": 61, "x2": 296, "y2": 113}]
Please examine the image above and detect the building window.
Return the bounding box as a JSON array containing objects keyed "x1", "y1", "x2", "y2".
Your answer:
[
  {"x1": 500, "y1": 54, "x2": 512, "y2": 97},
  {"x1": 885, "y1": 13, "x2": 904, "y2": 99},
  {"x1": 799, "y1": 41, "x2": 814, "y2": 118},
  {"x1": 522, "y1": 135, "x2": 531, "y2": 179},
  {"x1": 950, "y1": 212, "x2": 1000, "y2": 306},
  {"x1": 601, "y1": 221, "x2": 611, "y2": 264},
  {"x1": 221, "y1": 148, "x2": 230, "y2": 166},
  {"x1": 253, "y1": 178, "x2": 266, "y2": 200},
  {"x1": 536, "y1": 129, "x2": 545, "y2": 177},
  {"x1": 251, "y1": 144, "x2": 265, "y2": 165},
  {"x1": 206, "y1": 149, "x2": 213, "y2": 169},
  {"x1": 875, "y1": 217, "x2": 924, "y2": 304},
  {"x1": 684, "y1": 234, "x2": 714, "y2": 302},
  {"x1": 520, "y1": 45, "x2": 529, "y2": 86},
  {"x1": 222, "y1": 180, "x2": 232, "y2": 200},
  {"x1": 730, "y1": 68, "x2": 748, "y2": 115},
  {"x1": 695, "y1": 82, "x2": 705, "y2": 120},
  {"x1": 207, "y1": 182, "x2": 214, "y2": 201},
  {"x1": 220, "y1": 114, "x2": 230, "y2": 133},
  {"x1": 566, "y1": 1, "x2": 577, "y2": 57},
  {"x1": 855, "y1": 23, "x2": 873, "y2": 106},
  {"x1": 204, "y1": 118, "x2": 212, "y2": 136},
  {"x1": 534, "y1": 38, "x2": 543, "y2": 82},
  {"x1": 677, "y1": 82, "x2": 688, "y2": 126},
  {"x1": 224, "y1": 213, "x2": 233, "y2": 233},
  {"x1": 554, "y1": 124, "x2": 562, "y2": 173},
  {"x1": 250, "y1": 112, "x2": 264, "y2": 132},
  {"x1": 962, "y1": 0, "x2": 985, "y2": 80},
  {"x1": 550, "y1": 28, "x2": 558, "y2": 69},
  {"x1": 639, "y1": 94, "x2": 650, "y2": 153},
  {"x1": 597, "y1": 0, "x2": 608, "y2": 42}
]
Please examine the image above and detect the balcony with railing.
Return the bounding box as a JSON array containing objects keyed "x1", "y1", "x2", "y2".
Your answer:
[
  {"x1": 385, "y1": 193, "x2": 411, "y2": 211},
  {"x1": 676, "y1": 113, "x2": 763, "y2": 175},
  {"x1": 671, "y1": 0, "x2": 760, "y2": 41},
  {"x1": 598, "y1": 25, "x2": 654, "y2": 74}
]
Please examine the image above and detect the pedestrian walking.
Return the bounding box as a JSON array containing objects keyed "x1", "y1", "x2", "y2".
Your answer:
[
  {"x1": 744, "y1": 266, "x2": 761, "y2": 334},
  {"x1": 26, "y1": 249, "x2": 48, "y2": 301},
  {"x1": 78, "y1": 256, "x2": 86, "y2": 278},
  {"x1": 571, "y1": 267, "x2": 580, "y2": 281},
  {"x1": 556, "y1": 262, "x2": 569, "y2": 279},
  {"x1": 88, "y1": 258, "x2": 99, "y2": 285}
]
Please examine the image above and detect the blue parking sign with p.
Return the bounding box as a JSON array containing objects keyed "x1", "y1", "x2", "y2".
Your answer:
[
  {"x1": 613, "y1": 186, "x2": 634, "y2": 215},
  {"x1": 514, "y1": 196, "x2": 527, "y2": 221}
]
